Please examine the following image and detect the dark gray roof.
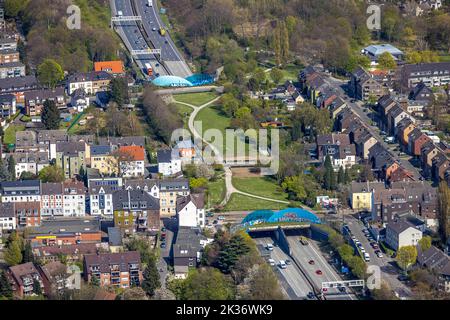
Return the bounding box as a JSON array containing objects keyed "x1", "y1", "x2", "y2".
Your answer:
[
  {"x1": 173, "y1": 227, "x2": 206, "y2": 259},
  {"x1": 112, "y1": 189, "x2": 159, "y2": 211},
  {"x1": 90, "y1": 145, "x2": 112, "y2": 156},
  {"x1": 29, "y1": 218, "x2": 100, "y2": 236},
  {"x1": 0, "y1": 94, "x2": 15, "y2": 104},
  {"x1": 56, "y1": 141, "x2": 85, "y2": 155},
  {"x1": 67, "y1": 71, "x2": 112, "y2": 83},
  {"x1": 1, "y1": 180, "x2": 40, "y2": 195},
  {"x1": 37, "y1": 130, "x2": 68, "y2": 143},
  {"x1": 123, "y1": 178, "x2": 158, "y2": 191},
  {"x1": 0, "y1": 75, "x2": 38, "y2": 93},
  {"x1": 387, "y1": 219, "x2": 417, "y2": 235},
  {"x1": 41, "y1": 182, "x2": 63, "y2": 195},
  {"x1": 402, "y1": 62, "x2": 450, "y2": 77},
  {"x1": 157, "y1": 149, "x2": 172, "y2": 163},
  {"x1": 159, "y1": 178, "x2": 189, "y2": 191},
  {"x1": 24, "y1": 87, "x2": 65, "y2": 102},
  {"x1": 84, "y1": 251, "x2": 141, "y2": 273},
  {"x1": 176, "y1": 193, "x2": 205, "y2": 212},
  {"x1": 108, "y1": 227, "x2": 123, "y2": 246},
  {"x1": 0, "y1": 61, "x2": 24, "y2": 68},
  {"x1": 417, "y1": 245, "x2": 450, "y2": 276},
  {"x1": 0, "y1": 202, "x2": 14, "y2": 218}
]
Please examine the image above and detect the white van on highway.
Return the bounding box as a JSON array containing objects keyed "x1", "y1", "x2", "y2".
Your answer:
[
  {"x1": 364, "y1": 252, "x2": 370, "y2": 262},
  {"x1": 266, "y1": 243, "x2": 274, "y2": 251},
  {"x1": 117, "y1": 10, "x2": 123, "y2": 17},
  {"x1": 279, "y1": 260, "x2": 287, "y2": 269}
]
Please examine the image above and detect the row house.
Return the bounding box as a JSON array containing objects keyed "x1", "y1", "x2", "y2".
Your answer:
[
  {"x1": 157, "y1": 149, "x2": 182, "y2": 177},
  {"x1": 368, "y1": 143, "x2": 400, "y2": 181},
  {"x1": 0, "y1": 38, "x2": 17, "y2": 51},
  {"x1": 350, "y1": 67, "x2": 388, "y2": 102},
  {"x1": 24, "y1": 87, "x2": 67, "y2": 117},
  {"x1": 421, "y1": 142, "x2": 440, "y2": 178},
  {"x1": 0, "y1": 49, "x2": 19, "y2": 64},
  {"x1": 400, "y1": 62, "x2": 450, "y2": 89},
  {"x1": 124, "y1": 178, "x2": 159, "y2": 198},
  {"x1": 88, "y1": 184, "x2": 119, "y2": 216},
  {"x1": 83, "y1": 251, "x2": 142, "y2": 288},
  {"x1": 432, "y1": 153, "x2": 450, "y2": 182},
  {"x1": 12, "y1": 152, "x2": 49, "y2": 179},
  {"x1": 118, "y1": 145, "x2": 145, "y2": 178},
  {"x1": 417, "y1": 245, "x2": 450, "y2": 293},
  {"x1": 15, "y1": 201, "x2": 41, "y2": 228},
  {"x1": 55, "y1": 141, "x2": 87, "y2": 179},
  {"x1": 112, "y1": 189, "x2": 160, "y2": 234},
  {"x1": 377, "y1": 95, "x2": 397, "y2": 127},
  {"x1": 33, "y1": 243, "x2": 100, "y2": 264},
  {"x1": 0, "y1": 202, "x2": 15, "y2": 231},
  {"x1": 0, "y1": 61, "x2": 25, "y2": 79},
  {"x1": 316, "y1": 133, "x2": 351, "y2": 161},
  {"x1": 62, "y1": 180, "x2": 86, "y2": 217},
  {"x1": 8, "y1": 262, "x2": 45, "y2": 298},
  {"x1": 396, "y1": 117, "x2": 416, "y2": 147},
  {"x1": 386, "y1": 104, "x2": 415, "y2": 136},
  {"x1": 176, "y1": 193, "x2": 206, "y2": 228},
  {"x1": 408, "y1": 127, "x2": 432, "y2": 156},
  {"x1": 41, "y1": 182, "x2": 64, "y2": 217},
  {"x1": 90, "y1": 145, "x2": 117, "y2": 176},
  {"x1": 159, "y1": 179, "x2": 190, "y2": 216},
  {"x1": 386, "y1": 219, "x2": 423, "y2": 251},
  {"x1": 0, "y1": 93, "x2": 16, "y2": 121},
  {"x1": 0, "y1": 75, "x2": 38, "y2": 105},
  {"x1": 67, "y1": 71, "x2": 113, "y2": 95},
  {"x1": 0, "y1": 180, "x2": 41, "y2": 203}
]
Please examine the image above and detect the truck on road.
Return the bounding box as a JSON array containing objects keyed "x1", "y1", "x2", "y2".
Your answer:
[
  {"x1": 147, "y1": 0, "x2": 153, "y2": 6},
  {"x1": 144, "y1": 63, "x2": 153, "y2": 76},
  {"x1": 159, "y1": 28, "x2": 166, "y2": 36}
]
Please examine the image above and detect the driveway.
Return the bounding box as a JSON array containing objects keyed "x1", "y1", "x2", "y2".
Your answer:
[{"x1": 157, "y1": 217, "x2": 177, "y2": 288}]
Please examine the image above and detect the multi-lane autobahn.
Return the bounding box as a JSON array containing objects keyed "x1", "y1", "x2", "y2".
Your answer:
[
  {"x1": 111, "y1": 0, "x2": 191, "y2": 78},
  {"x1": 134, "y1": 0, "x2": 192, "y2": 78}
]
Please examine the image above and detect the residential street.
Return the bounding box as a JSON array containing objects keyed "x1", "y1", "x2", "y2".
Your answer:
[{"x1": 345, "y1": 215, "x2": 413, "y2": 299}]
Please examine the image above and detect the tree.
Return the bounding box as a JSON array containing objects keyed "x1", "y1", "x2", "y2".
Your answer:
[
  {"x1": 337, "y1": 166, "x2": 345, "y2": 185},
  {"x1": 4, "y1": 0, "x2": 29, "y2": 18},
  {"x1": 281, "y1": 175, "x2": 307, "y2": 201},
  {"x1": 371, "y1": 281, "x2": 397, "y2": 300},
  {"x1": 418, "y1": 236, "x2": 432, "y2": 252},
  {"x1": 323, "y1": 155, "x2": 336, "y2": 190},
  {"x1": 270, "y1": 68, "x2": 283, "y2": 85},
  {"x1": 7, "y1": 155, "x2": 15, "y2": 181},
  {"x1": 238, "y1": 264, "x2": 284, "y2": 300},
  {"x1": 109, "y1": 77, "x2": 129, "y2": 107},
  {"x1": 438, "y1": 181, "x2": 450, "y2": 242},
  {"x1": 33, "y1": 279, "x2": 42, "y2": 295},
  {"x1": 37, "y1": 59, "x2": 64, "y2": 88},
  {"x1": 0, "y1": 158, "x2": 9, "y2": 181},
  {"x1": 19, "y1": 171, "x2": 37, "y2": 180},
  {"x1": 4, "y1": 232, "x2": 23, "y2": 266},
  {"x1": 41, "y1": 100, "x2": 61, "y2": 130},
  {"x1": 119, "y1": 287, "x2": 149, "y2": 300},
  {"x1": 38, "y1": 165, "x2": 65, "y2": 183},
  {"x1": 0, "y1": 270, "x2": 13, "y2": 299},
  {"x1": 217, "y1": 234, "x2": 251, "y2": 273},
  {"x1": 189, "y1": 177, "x2": 208, "y2": 189},
  {"x1": 396, "y1": 245, "x2": 418, "y2": 272},
  {"x1": 141, "y1": 256, "x2": 160, "y2": 296},
  {"x1": 90, "y1": 275, "x2": 100, "y2": 287},
  {"x1": 182, "y1": 268, "x2": 234, "y2": 300},
  {"x1": 22, "y1": 241, "x2": 34, "y2": 263},
  {"x1": 377, "y1": 52, "x2": 397, "y2": 70}
]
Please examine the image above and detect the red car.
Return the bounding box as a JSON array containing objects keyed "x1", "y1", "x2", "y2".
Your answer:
[
  {"x1": 309, "y1": 260, "x2": 315, "y2": 265},
  {"x1": 322, "y1": 288, "x2": 328, "y2": 292},
  {"x1": 316, "y1": 270, "x2": 322, "y2": 275}
]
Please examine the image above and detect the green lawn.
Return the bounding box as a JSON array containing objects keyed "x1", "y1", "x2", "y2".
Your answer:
[
  {"x1": 207, "y1": 179, "x2": 226, "y2": 207},
  {"x1": 232, "y1": 176, "x2": 289, "y2": 202},
  {"x1": 223, "y1": 194, "x2": 286, "y2": 211},
  {"x1": 173, "y1": 92, "x2": 218, "y2": 107},
  {"x1": 4, "y1": 124, "x2": 25, "y2": 145},
  {"x1": 269, "y1": 63, "x2": 301, "y2": 85},
  {"x1": 175, "y1": 103, "x2": 194, "y2": 118},
  {"x1": 74, "y1": 0, "x2": 111, "y2": 29}
]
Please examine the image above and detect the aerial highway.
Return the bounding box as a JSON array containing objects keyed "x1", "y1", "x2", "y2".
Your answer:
[
  {"x1": 111, "y1": 0, "x2": 168, "y2": 77},
  {"x1": 133, "y1": 0, "x2": 192, "y2": 78}
]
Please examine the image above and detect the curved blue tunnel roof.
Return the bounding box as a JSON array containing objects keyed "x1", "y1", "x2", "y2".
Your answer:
[{"x1": 242, "y1": 208, "x2": 321, "y2": 225}]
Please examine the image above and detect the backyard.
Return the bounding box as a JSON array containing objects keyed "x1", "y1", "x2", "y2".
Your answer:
[{"x1": 4, "y1": 124, "x2": 25, "y2": 145}]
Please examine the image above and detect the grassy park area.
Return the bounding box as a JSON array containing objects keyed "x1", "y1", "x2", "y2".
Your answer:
[
  {"x1": 173, "y1": 92, "x2": 218, "y2": 107},
  {"x1": 4, "y1": 124, "x2": 25, "y2": 145},
  {"x1": 223, "y1": 194, "x2": 286, "y2": 211},
  {"x1": 207, "y1": 179, "x2": 226, "y2": 207},
  {"x1": 232, "y1": 176, "x2": 289, "y2": 202}
]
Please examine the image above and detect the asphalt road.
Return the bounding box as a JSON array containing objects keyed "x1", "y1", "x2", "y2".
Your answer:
[
  {"x1": 345, "y1": 215, "x2": 413, "y2": 299},
  {"x1": 322, "y1": 76, "x2": 422, "y2": 179},
  {"x1": 112, "y1": 0, "x2": 167, "y2": 76},
  {"x1": 157, "y1": 217, "x2": 176, "y2": 288},
  {"x1": 134, "y1": 0, "x2": 192, "y2": 77},
  {"x1": 255, "y1": 237, "x2": 314, "y2": 300},
  {"x1": 287, "y1": 237, "x2": 356, "y2": 300}
]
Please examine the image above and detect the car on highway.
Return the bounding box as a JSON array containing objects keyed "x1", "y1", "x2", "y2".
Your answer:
[
  {"x1": 266, "y1": 243, "x2": 273, "y2": 251},
  {"x1": 152, "y1": 27, "x2": 157, "y2": 31},
  {"x1": 376, "y1": 251, "x2": 383, "y2": 258},
  {"x1": 161, "y1": 227, "x2": 166, "y2": 232},
  {"x1": 165, "y1": 40, "x2": 168, "y2": 44},
  {"x1": 278, "y1": 260, "x2": 287, "y2": 269},
  {"x1": 338, "y1": 286, "x2": 346, "y2": 293},
  {"x1": 308, "y1": 259, "x2": 315, "y2": 265},
  {"x1": 160, "y1": 242, "x2": 166, "y2": 248},
  {"x1": 268, "y1": 258, "x2": 276, "y2": 266},
  {"x1": 315, "y1": 270, "x2": 322, "y2": 275},
  {"x1": 285, "y1": 259, "x2": 292, "y2": 265},
  {"x1": 299, "y1": 236, "x2": 309, "y2": 245},
  {"x1": 322, "y1": 288, "x2": 328, "y2": 292},
  {"x1": 155, "y1": 63, "x2": 160, "y2": 67},
  {"x1": 307, "y1": 292, "x2": 315, "y2": 299}
]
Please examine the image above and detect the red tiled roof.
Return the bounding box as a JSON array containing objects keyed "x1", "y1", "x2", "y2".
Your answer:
[
  {"x1": 94, "y1": 61, "x2": 125, "y2": 74},
  {"x1": 119, "y1": 145, "x2": 145, "y2": 161}
]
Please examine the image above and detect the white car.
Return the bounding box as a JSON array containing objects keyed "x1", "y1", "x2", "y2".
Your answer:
[
  {"x1": 266, "y1": 243, "x2": 273, "y2": 251},
  {"x1": 279, "y1": 260, "x2": 287, "y2": 269},
  {"x1": 376, "y1": 251, "x2": 383, "y2": 258},
  {"x1": 268, "y1": 258, "x2": 276, "y2": 266}
]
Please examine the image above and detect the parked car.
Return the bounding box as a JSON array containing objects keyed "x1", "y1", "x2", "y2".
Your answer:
[
  {"x1": 309, "y1": 260, "x2": 315, "y2": 265},
  {"x1": 161, "y1": 227, "x2": 166, "y2": 232},
  {"x1": 206, "y1": 212, "x2": 214, "y2": 217},
  {"x1": 218, "y1": 216, "x2": 226, "y2": 220},
  {"x1": 316, "y1": 270, "x2": 323, "y2": 275},
  {"x1": 160, "y1": 242, "x2": 166, "y2": 248}
]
